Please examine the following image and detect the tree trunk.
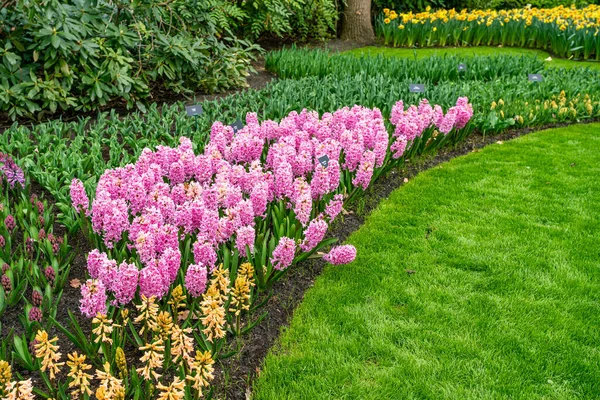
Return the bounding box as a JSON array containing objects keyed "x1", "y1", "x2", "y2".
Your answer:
[{"x1": 340, "y1": 0, "x2": 374, "y2": 42}]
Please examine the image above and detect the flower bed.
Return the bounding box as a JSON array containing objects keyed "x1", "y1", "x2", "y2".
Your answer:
[
  {"x1": 377, "y1": 5, "x2": 600, "y2": 60},
  {"x1": 0, "y1": 97, "x2": 473, "y2": 398}
]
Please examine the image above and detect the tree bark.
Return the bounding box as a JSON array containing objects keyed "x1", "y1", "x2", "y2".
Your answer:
[{"x1": 340, "y1": 0, "x2": 374, "y2": 42}]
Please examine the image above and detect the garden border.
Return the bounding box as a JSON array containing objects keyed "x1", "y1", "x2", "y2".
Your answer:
[{"x1": 212, "y1": 118, "x2": 600, "y2": 399}]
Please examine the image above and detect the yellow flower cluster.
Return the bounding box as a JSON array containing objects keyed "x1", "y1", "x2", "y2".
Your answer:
[
  {"x1": 491, "y1": 91, "x2": 598, "y2": 125},
  {"x1": 382, "y1": 5, "x2": 600, "y2": 32}
]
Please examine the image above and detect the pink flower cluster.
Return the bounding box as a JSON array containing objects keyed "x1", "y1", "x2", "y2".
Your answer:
[
  {"x1": 323, "y1": 245, "x2": 357, "y2": 265},
  {"x1": 80, "y1": 105, "x2": 388, "y2": 308},
  {"x1": 390, "y1": 98, "x2": 473, "y2": 158},
  {"x1": 78, "y1": 98, "x2": 471, "y2": 312},
  {"x1": 85, "y1": 249, "x2": 139, "y2": 307},
  {"x1": 79, "y1": 279, "x2": 108, "y2": 318},
  {"x1": 70, "y1": 179, "x2": 89, "y2": 214}
]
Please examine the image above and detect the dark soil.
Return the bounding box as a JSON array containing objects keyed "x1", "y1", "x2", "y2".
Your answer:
[{"x1": 212, "y1": 119, "x2": 600, "y2": 399}]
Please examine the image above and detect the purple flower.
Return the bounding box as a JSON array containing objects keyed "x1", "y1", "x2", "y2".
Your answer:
[
  {"x1": 112, "y1": 261, "x2": 139, "y2": 305},
  {"x1": 158, "y1": 247, "x2": 181, "y2": 286},
  {"x1": 0, "y1": 153, "x2": 25, "y2": 189},
  {"x1": 185, "y1": 263, "x2": 208, "y2": 297},
  {"x1": 352, "y1": 151, "x2": 376, "y2": 190},
  {"x1": 323, "y1": 245, "x2": 356, "y2": 265},
  {"x1": 44, "y1": 266, "x2": 55, "y2": 283},
  {"x1": 193, "y1": 241, "x2": 217, "y2": 271},
  {"x1": 139, "y1": 266, "x2": 168, "y2": 299},
  {"x1": 301, "y1": 218, "x2": 328, "y2": 252},
  {"x1": 28, "y1": 307, "x2": 42, "y2": 322},
  {"x1": 86, "y1": 249, "x2": 108, "y2": 280},
  {"x1": 1, "y1": 275, "x2": 11, "y2": 292},
  {"x1": 325, "y1": 194, "x2": 344, "y2": 221},
  {"x1": 4, "y1": 215, "x2": 15, "y2": 232},
  {"x1": 32, "y1": 290, "x2": 43, "y2": 307}
]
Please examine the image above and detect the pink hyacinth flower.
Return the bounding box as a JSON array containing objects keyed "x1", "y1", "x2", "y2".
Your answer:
[{"x1": 323, "y1": 245, "x2": 356, "y2": 265}]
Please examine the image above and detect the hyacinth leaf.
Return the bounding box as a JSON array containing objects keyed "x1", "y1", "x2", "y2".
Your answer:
[
  {"x1": 0, "y1": 288, "x2": 5, "y2": 315},
  {"x1": 38, "y1": 370, "x2": 53, "y2": 396},
  {"x1": 230, "y1": 247, "x2": 240, "y2": 281},
  {"x1": 241, "y1": 311, "x2": 268, "y2": 335},
  {"x1": 9, "y1": 280, "x2": 27, "y2": 307},
  {"x1": 128, "y1": 319, "x2": 144, "y2": 347},
  {"x1": 192, "y1": 331, "x2": 212, "y2": 354},
  {"x1": 181, "y1": 238, "x2": 192, "y2": 270},
  {"x1": 31, "y1": 386, "x2": 51, "y2": 398},
  {"x1": 220, "y1": 349, "x2": 238, "y2": 360},
  {"x1": 250, "y1": 292, "x2": 272, "y2": 312},
  {"x1": 50, "y1": 312, "x2": 99, "y2": 365},
  {"x1": 223, "y1": 243, "x2": 231, "y2": 271},
  {"x1": 294, "y1": 237, "x2": 338, "y2": 264},
  {"x1": 12, "y1": 334, "x2": 35, "y2": 370},
  {"x1": 54, "y1": 264, "x2": 71, "y2": 293}
]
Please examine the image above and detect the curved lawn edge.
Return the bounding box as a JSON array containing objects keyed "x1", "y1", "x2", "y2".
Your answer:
[
  {"x1": 251, "y1": 123, "x2": 600, "y2": 399},
  {"x1": 214, "y1": 121, "x2": 600, "y2": 398}
]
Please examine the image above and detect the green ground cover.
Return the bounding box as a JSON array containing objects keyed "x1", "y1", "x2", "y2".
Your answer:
[
  {"x1": 346, "y1": 46, "x2": 600, "y2": 70},
  {"x1": 253, "y1": 123, "x2": 600, "y2": 399}
]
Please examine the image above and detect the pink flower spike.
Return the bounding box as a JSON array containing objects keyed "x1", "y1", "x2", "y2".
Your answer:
[
  {"x1": 79, "y1": 279, "x2": 108, "y2": 318},
  {"x1": 300, "y1": 218, "x2": 328, "y2": 252},
  {"x1": 185, "y1": 264, "x2": 208, "y2": 297},
  {"x1": 323, "y1": 245, "x2": 356, "y2": 265},
  {"x1": 70, "y1": 178, "x2": 89, "y2": 214},
  {"x1": 270, "y1": 237, "x2": 296, "y2": 271},
  {"x1": 236, "y1": 226, "x2": 255, "y2": 255}
]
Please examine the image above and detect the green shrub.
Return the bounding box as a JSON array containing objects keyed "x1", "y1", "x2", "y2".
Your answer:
[
  {"x1": 0, "y1": 0, "x2": 258, "y2": 120},
  {"x1": 226, "y1": 0, "x2": 339, "y2": 40}
]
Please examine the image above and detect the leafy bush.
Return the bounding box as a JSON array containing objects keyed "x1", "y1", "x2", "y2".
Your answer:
[
  {"x1": 221, "y1": 0, "x2": 339, "y2": 40},
  {"x1": 0, "y1": 0, "x2": 258, "y2": 120}
]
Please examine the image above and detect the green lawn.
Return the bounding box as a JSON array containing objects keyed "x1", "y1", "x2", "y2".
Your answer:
[
  {"x1": 347, "y1": 46, "x2": 600, "y2": 71},
  {"x1": 253, "y1": 124, "x2": 600, "y2": 399}
]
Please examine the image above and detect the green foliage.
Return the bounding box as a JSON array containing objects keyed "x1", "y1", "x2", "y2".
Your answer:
[
  {"x1": 2, "y1": 49, "x2": 600, "y2": 232},
  {"x1": 265, "y1": 47, "x2": 546, "y2": 80},
  {"x1": 0, "y1": 172, "x2": 71, "y2": 358},
  {"x1": 0, "y1": 0, "x2": 258, "y2": 120},
  {"x1": 231, "y1": 0, "x2": 339, "y2": 40}
]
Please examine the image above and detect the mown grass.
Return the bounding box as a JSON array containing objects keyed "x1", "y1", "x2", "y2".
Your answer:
[
  {"x1": 346, "y1": 46, "x2": 600, "y2": 70},
  {"x1": 253, "y1": 124, "x2": 600, "y2": 399}
]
